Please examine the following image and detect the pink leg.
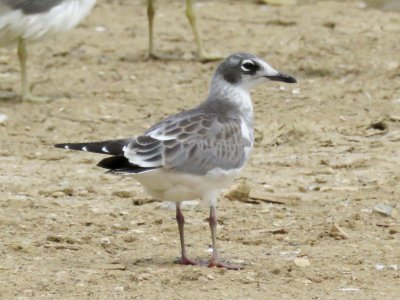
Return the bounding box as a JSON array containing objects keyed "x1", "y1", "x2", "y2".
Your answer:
[
  {"x1": 176, "y1": 202, "x2": 198, "y2": 265},
  {"x1": 207, "y1": 205, "x2": 242, "y2": 270}
]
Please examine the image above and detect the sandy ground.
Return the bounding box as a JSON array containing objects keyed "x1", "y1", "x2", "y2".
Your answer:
[{"x1": 1, "y1": 0, "x2": 400, "y2": 299}]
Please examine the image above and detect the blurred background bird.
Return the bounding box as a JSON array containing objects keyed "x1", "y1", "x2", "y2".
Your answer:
[
  {"x1": 146, "y1": 0, "x2": 220, "y2": 61},
  {"x1": 0, "y1": 0, "x2": 96, "y2": 102}
]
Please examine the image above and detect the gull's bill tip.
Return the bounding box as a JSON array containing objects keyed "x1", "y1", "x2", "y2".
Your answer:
[{"x1": 266, "y1": 72, "x2": 297, "y2": 84}]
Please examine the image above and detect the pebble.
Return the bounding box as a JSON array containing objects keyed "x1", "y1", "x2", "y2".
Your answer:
[
  {"x1": 99, "y1": 264, "x2": 126, "y2": 271},
  {"x1": 52, "y1": 191, "x2": 66, "y2": 198},
  {"x1": 46, "y1": 213, "x2": 58, "y2": 221},
  {"x1": 0, "y1": 114, "x2": 8, "y2": 124},
  {"x1": 263, "y1": 184, "x2": 274, "y2": 192},
  {"x1": 374, "y1": 204, "x2": 399, "y2": 220},
  {"x1": 330, "y1": 223, "x2": 349, "y2": 240},
  {"x1": 114, "y1": 286, "x2": 125, "y2": 292},
  {"x1": 294, "y1": 257, "x2": 310, "y2": 268},
  {"x1": 101, "y1": 237, "x2": 111, "y2": 245},
  {"x1": 223, "y1": 180, "x2": 250, "y2": 202},
  {"x1": 113, "y1": 191, "x2": 134, "y2": 198}
]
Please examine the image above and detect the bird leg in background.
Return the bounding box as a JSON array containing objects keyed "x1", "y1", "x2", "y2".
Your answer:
[
  {"x1": 207, "y1": 205, "x2": 241, "y2": 270},
  {"x1": 147, "y1": 0, "x2": 156, "y2": 59},
  {"x1": 185, "y1": 0, "x2": 222, "y2": 62},
  {"x1": 176, "y1": 202, "x2": 198, "y2": 265},
  {"x1": 17, "y1": 38, "x2": 49, "y2": 102}
]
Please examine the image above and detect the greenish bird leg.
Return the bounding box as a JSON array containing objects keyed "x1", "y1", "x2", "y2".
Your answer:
[
  {"x1": 185, "y1": 0, "x2": 221, "y2": 62},
  {"x1": 17, "y1": 38, "x2": 49, "y2": 102},
  {"x1": 147, "y1": 0, "x2": 156, "y2": 59}
]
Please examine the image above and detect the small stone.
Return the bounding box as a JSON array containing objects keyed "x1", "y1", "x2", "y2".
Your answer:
[
  {"x1": 114, "y1": 286, "x2": 124, "y2": 292},
  {"x1": 224, "y1": 180, "x2": 250, "y2": 202},
  {"x1": 154, "y1": 218, "x2": 163, "y2": 225},
  {"x1": 0, "y1": 114, "x2": 8, "y2": 124},
  {"x1": 137, "y1": 273, "x2": 151, "y2": 281},
  {"x1": 94, "y1": 26, "x2": 107, "y2": 32},
  {"x1": 374, "y1": 204, "x2": 398, "y2": 220},
  {"x1": 99, "y1": 264, "x2": 126, "y2": 271},
  {"x1": 101, "y1": 237, "x2": 111, "y2": 245},
  {"x1": 298, "y1": 186, "x2": 307, "y2": 193},
  {"x1": 55, "y1": 271, "x2": 69, "y2": 283},
  {"x1": 46, "y1": 235, "x2": 63, "y2": 243},
  {"x1": 330, "y1": 223, "x2": 349, "y2": 240},
  {"x1": 271, "y1": 268, "x2": 280, "y2": 275},
  {"x1": 263, "y1": 184, "x2": 274, "y2": 192},
  {"x1": 294, "y1": 257, "x2": 310, "y2": 268},
  {"x1": 122, "y1": 235, "x2": 137, "y2": 243},
  {"x1": 391, "y1": 208, "x2": 399, "y2": 220},
  {"x1": 46, "y1": 213, "x2": 58, "y2": 221},
  {"x1": 62, "y1": 187, "x2": 74, "y2": 196},
  {"x1": 52, "y1": 191, "x2": 65, "y2": 198},
  {"x1": 113, "y1": 191, "x2": 133, "y2": 198}
]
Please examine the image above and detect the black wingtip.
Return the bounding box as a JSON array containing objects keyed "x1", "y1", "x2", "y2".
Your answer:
[
  {"x1": 98, "y1": 156, "x2": 157, "y2": 174},
  {"x1": 54, "y1": 143, "x2": 69, "y2": 149},
  {"x1": 97, "y1": 156, "x2": 130, "y2": 169}
]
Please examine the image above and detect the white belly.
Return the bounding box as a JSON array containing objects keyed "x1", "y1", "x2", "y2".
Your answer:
[
  {"x1": 0, "y1": 0, "x2": 96, "y2": 46},
  {"x1": 132, "y1": 168, "x2": 242, "y2": 205}
]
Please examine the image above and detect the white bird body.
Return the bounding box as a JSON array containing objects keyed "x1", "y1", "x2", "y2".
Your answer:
[
  {"x1": 134, "y1": 167, "x2": 242, "y2": 205},
  {"x1": 55, "y1": 53, "x2": 297, "y2": 269},
  {"x1": 0, "y1": 0, "x2": 96, "y2": 46}
]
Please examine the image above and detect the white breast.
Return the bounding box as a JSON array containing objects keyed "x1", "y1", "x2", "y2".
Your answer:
[
  {"x1": 132, "y1": 168, "x2": 242, "y2": 205},
  {"x1": 0, "y1": 0, "x2": 96, "y2": 46}
]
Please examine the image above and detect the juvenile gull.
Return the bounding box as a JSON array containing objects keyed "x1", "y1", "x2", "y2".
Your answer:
[
  {"x1": 146, "y1": 0, "x2": 219, "y2": 61},
  {"x1": 55, "y1": 52, "x2": 296, "y2": 269},
  {"x1": 0, "y1": 0, "x2": 96, "y2": 102}
]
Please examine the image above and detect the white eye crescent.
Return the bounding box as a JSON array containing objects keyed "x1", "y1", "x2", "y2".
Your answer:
[{"x1": 241, "y1": 59, "x2": 256, "y2": 72}]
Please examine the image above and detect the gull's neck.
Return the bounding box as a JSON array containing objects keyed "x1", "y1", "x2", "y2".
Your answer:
[{"x1": 206, "y1": 75, "x2": 254, "y2": 124}]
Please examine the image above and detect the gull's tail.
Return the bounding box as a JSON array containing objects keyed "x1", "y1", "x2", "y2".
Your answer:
[{"x1": 54, "y1": 138, "x2": 133, "y2": 156}]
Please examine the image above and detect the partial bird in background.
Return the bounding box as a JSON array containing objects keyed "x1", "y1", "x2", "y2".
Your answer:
[
  {"x1": 55, "y1": 52, "x2": 297, "y2": 269},
  {"x1": 0, "y1": 0, "x2": 96, "y2": 102},
  {"x1": 146, "y1": 0, "x2": 220, "y2": 61}
]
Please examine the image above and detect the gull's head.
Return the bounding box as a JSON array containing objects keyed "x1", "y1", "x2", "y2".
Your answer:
[{"x1": 211, "y1": 52, "x2": 297, "y2": 92}]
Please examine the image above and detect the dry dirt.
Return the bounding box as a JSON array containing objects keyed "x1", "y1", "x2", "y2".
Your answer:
[{"x1": 1, "y1": 0, "x2": 400, "y2": 299}]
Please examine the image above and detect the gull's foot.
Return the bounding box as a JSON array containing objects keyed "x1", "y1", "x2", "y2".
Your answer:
[
  {"x1": 207, "y1": 259, "x2": 243, "y2": 270},
  {"x1": 146, "y1": 52, "x2": 180, "y2": 61},
  {"x1": 197, "y1": 52, "x2": 223, "y2": 63},
  {"x1": 21, "y1": 92, "x2": 50, "y2": 103},
  {"x1": 146, "y1": 51, "x2": 222, "y2": 62},
  {"x1": 175, "y1": 256, "x2": 201, "y2": 266}
]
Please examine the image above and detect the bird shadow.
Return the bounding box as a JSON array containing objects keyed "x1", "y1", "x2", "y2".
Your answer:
[{"x1": 120, "y1": 256, "x2": 245, "y2": 271}]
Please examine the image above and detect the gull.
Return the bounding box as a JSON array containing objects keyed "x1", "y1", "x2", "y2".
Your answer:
[
  {"x1": 0, "y1": 0, "x2": 96, "y2": 102},
  {"x1": 55, "y1": 52, "x2": 296, "y2": 269},
  {"x1": 146, "y1": 0, "x2": 219, "y2": 61}
]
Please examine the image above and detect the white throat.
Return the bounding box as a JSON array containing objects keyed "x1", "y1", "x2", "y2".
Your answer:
[{"x1": 208, "y1": 76, "x2": 254, "y2": 123}]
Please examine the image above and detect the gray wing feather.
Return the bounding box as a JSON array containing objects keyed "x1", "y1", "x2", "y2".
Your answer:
[
  {"x1": 125, "y1": 112, "x2": 253, "y2": 175},
  {"x1": 0, "y1": 0, "x2": 64, "y2": 14}
]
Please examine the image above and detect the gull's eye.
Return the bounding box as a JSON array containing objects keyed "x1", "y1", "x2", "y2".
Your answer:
[{"x1": 241, "y1": 60, "x2": 257, "y2": 73}]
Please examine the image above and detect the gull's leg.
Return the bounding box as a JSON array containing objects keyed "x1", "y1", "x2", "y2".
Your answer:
[
  {"x1": 185, "y1": 0, "x2": 221, "y2": 62},
  {"x1": 147, "y1": 0, "x2": 157, "y2": 59},
  {"x1": 17, "y1": 38, "x2": 49, "y2": 102},
  {"x1": 146, "y1": 0, "x2": 177, "y2": 60},
  {"x1": 208, "y1": 205, "x2": 241, "y2": 270},
  {"x1": 176, "y1": 202, "x2": 198, "y2": 265}
]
